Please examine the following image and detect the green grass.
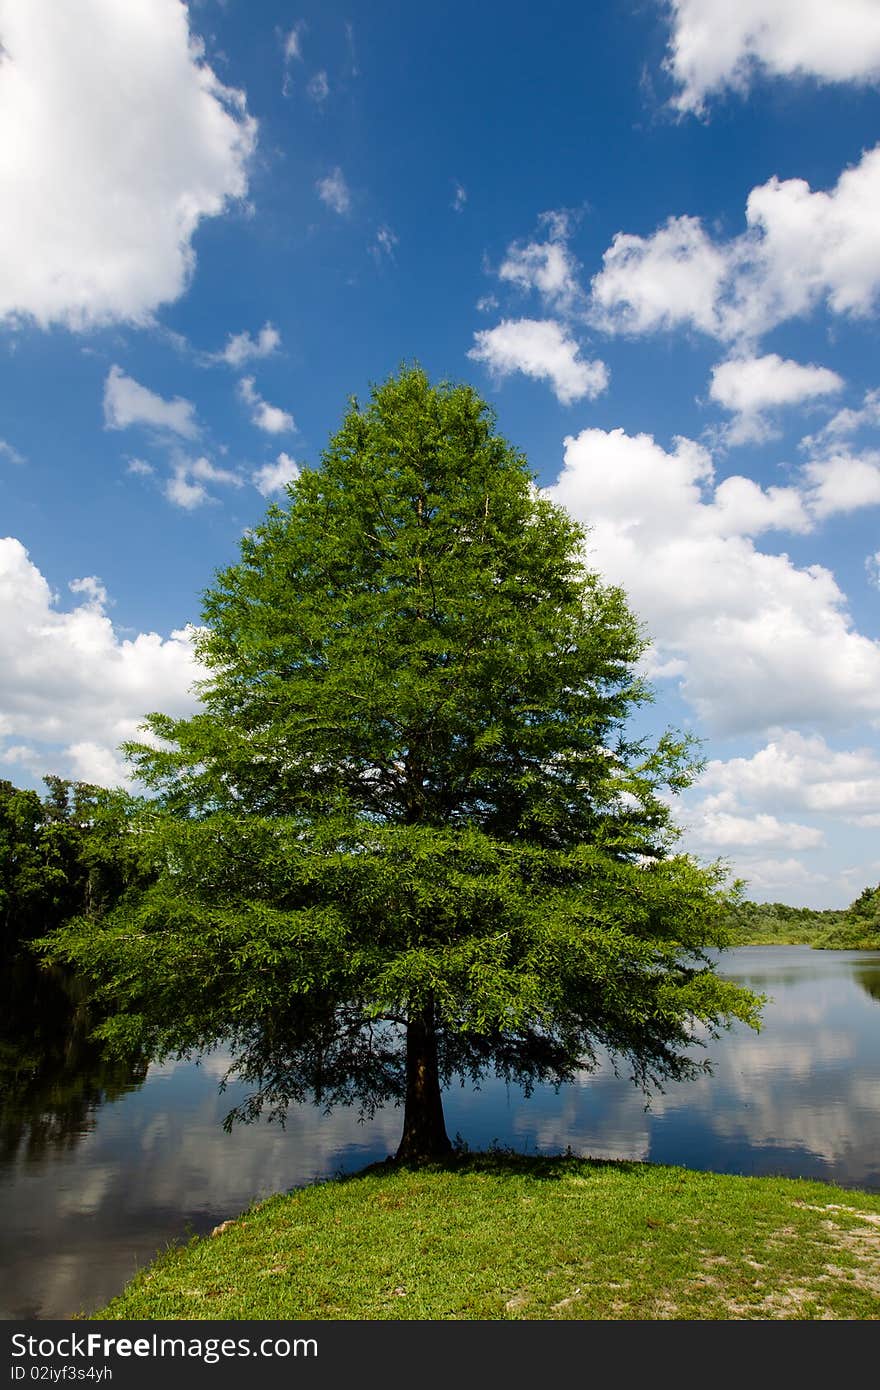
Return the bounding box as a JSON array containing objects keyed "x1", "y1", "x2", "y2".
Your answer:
[{"x1": 92, "y1": 1154, "x2": 880, "y2": 1320}]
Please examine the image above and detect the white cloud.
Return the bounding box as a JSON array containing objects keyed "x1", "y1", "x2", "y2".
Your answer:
[
  {"x1": 67, "y1": 740, "x2": 133, "y2": 788},
  {"x1": 663, "y1": 0, "x2": 880, "y2": 114},
  {"x1": 709, "y1": 354, "x2": 844, "y2": 444},
  {"x1": 307, "y1": 70, "x2": 329, "y2": 103},
  {"x1": 103, "y1": 366, "x2": 199, "y2": 439},
  {"x1": 316, "y1": 167, "x2": 351, "y2": 215},
  {"x1": 709, "y1": 473, "x2": 811, "y2": 535},
  {"x1": 800, "y1": 449, "x2": 880, "y2": 520},
  {"x1": 546, "y1": 427, "x2": 880, "y2": 734},
  {"x1": 796, "y1": 386, "x2": 880, "y2": 519},
  {"x1": 0, "y1": 0, "x2": 256, "y2": 329},
  {"x1": 688, "y1": 809, "x2": 824, "y2": 851},
  {"x1": 725, "y1": 855, "x2": 831, "y2": 895},
  {"x1": 742, "y1": 147, "x2": 880, "y2": 326},
  {"x1": 699, "y1": 733, "x2": 880, "y2": 824},
  {"x1": 68, "y1": 575, "x2": 109, "y2": 609},
  {"x1": 498, "y1": 211, "x2": 582, "y2": 314},
  {"x1": 591, "y1": 145, "x2": 880, "y2": 345},
  {"x1": 238, "y1": 377, "x2": 295, "y2": 434},
  {"x1": 126, "y1": 458, "x2": 155, "y2": 477},
  {"x1": 867, "y1": 550, "x2": 880, "y2": 591},
  {"x1": 452, "y1": 183, "x2": 467, "y2": 213},
  {"x1": 0, "y1": 537, "x2": 200, "y2": 783},
  {"x1": 165, "y1": 471, "x2": 209, "y2": 510},
  {"x1": 469, "y1": 319, "x2": 609, "y2": 405},
  {"x1": 212, "y1": 322, "x2": 280, "y2": 368},
  {"x1": 252, "y1": 452, "x2": 300, "y2": 497},
  {"x1": 591, "y1": 215, "x2": 730, "y2": 337},
  {"x1": 801, "y1": 387, "x2": 880, "y2": 448},
  {"x1": 162, "y1": 454, "x2": 242, "y2": 510}
]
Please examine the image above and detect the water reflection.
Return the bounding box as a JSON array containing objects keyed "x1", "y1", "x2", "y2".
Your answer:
[
  {"x1": 1, "y1": 946, "x2": 879, "y2": 1319},
  {"x1": 0, "y1": 955, "x2": 148, "y2": 1165},
  {"x1": 853, "y1": 960, "x2": 880, "y2": 1004}
]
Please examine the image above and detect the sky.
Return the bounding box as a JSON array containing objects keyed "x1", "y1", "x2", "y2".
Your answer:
[{"x1": 1, "y1": 0, "x2": 880, "y2": 908}]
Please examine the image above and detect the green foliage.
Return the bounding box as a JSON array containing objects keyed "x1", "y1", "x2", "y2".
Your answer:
[
  {"x1": 727, "y1": 883, "x2": 880, "y2": 949},
  {"x1": 0, "y1": 776, "x2": 130, "y2": 948},
  {"x1": 41, "y1": 366, "x2": 763, "y2": 1158},
  {"x1": 814, "y1": 882, "x2": 880, "y2": 949}
]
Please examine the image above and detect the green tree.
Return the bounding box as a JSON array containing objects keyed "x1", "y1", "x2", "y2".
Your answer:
[
  {"x1": 0, "y1": 781, "x2": 47, "y2": 946},
  {"x1": 42, "y1": 367, "x2": 762, "y2": 1162},
  {"x1": 0, "y1": 776, "x2": 122, "y2": 948}
]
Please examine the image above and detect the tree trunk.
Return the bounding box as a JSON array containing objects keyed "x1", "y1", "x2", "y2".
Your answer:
[{"x1": 395, "y1": 1003, "x2": 452, "y2": 1163}]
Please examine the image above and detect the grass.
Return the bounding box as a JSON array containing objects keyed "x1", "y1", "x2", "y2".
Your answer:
[{"x1": 92, "y1": 1153, "x2": 880, "y2": 1320}]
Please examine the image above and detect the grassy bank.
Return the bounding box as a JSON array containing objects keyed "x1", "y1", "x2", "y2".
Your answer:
[{"x1": 92, "y1": 1154, "x2": 880, "y2": 1320}]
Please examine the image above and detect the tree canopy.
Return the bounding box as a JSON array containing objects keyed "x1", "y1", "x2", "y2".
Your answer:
[
  {"x1": 1, "y1": 776, "x2": 126, "y2": 950},
  {"x1": 42, "y1": 366, "x2": 763, "y2": 1162}
]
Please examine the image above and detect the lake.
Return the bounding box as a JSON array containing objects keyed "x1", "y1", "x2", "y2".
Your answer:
[{"x1": 2, "y1": 945, "x2": 879, "y2": 1320}]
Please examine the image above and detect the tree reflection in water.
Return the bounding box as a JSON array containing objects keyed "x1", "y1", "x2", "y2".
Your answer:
[
  {"x1": 0, "y1": 951, "x2": 148, "y2": 1166},
  {"x1": 853, "y1": 959, "x2": 880, "y2": 1005}
]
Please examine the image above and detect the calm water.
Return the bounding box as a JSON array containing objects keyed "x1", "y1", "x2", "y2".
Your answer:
[{"x1": 1, "y1": 946, "x2": 879, "y2": 1320}]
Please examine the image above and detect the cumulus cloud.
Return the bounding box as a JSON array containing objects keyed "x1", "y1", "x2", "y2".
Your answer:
[
  {"x1": 546, "y1": 426, "x2": 880, "y2": 734},
  {"x1": 591, "y1": 215, "x2": 730, "y2": 337},
  {"x1": 238, "y1": 377, "x2": 295, "y2": 434},
  {"x1": 252, "y1": 452, "x2": 300, "y2": 497},
  {"x1": 710, "y1": 353, "x2": 844, "y2": 444},
  {"x1": 591, "y1": 145, "x2": 880, "y2": 345},
  {"x1": 687, "y1": 808, "x2": 824, "y2": 851},
  {"x1": 469, "y1": 319, "x2": 609, "y2": 405},
  {"x1": 800, "y1": 449, "x2": 880, "y2": 520},
  {"x1": 165, "y1": 471, "x2": 210, "y2": 510},
  {"x1": 663, "y1": 0, "x2": 880, "y2": 114},
  {"x1": 801, "y1": 387, "x2": 880, "y2": 449},
  {"x1": 498, "y1": 211, "x2": 583, "y2": 315},
  {"x1": 316, "y1": 168, "x2": 350, "y2": 215},
  {"x1": 723, "y1": 855, "x2": 832, "y2": 895},
  {"x1": 158, "y1": 453, "x2": 244, "y2": 510},
  {"x1": 211, "y1": 322, "x2": 280, "y2": 368},
  {"x1": 0, "y1": 0, "x2": 256, "y2": 330},
  {"x1": 795, "y1": 385, "x2": 880, "y2": 518},
  {"x1": 743, "y1": 149, "x2": 880, "y2": 326},
  {"x1": 698, "y1": 733, "x2": 880, "y2": 825},
  {"x1": 451, "y1": 183, "x2": 467, "y2": 213},
  {"x1": 0, "y1": 537, "x2": 201, "y2": 784},
  {"x1": 103, "y1": 366, "x2": 199, "y2": 439}
]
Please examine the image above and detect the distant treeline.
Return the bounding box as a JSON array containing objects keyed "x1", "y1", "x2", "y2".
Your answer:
[
  {"x1": 0, "y1": 777, "x2": 136, "y2": 952},
  {"x1": 727, "y1": 883, "x2": 880, "y2": 949}
]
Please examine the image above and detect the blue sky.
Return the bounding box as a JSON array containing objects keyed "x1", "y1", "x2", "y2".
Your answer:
[{"x1": 2, "y1": 0, "x2": 880, "y2": 906}]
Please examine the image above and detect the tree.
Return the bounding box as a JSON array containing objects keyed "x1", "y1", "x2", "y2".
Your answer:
[
  {"x1": 42, "y1": 366, "x2": 762, "y2": 1163},
  {"x1": 1, "y1": 776, "x2": 120, "y2": 949}
]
